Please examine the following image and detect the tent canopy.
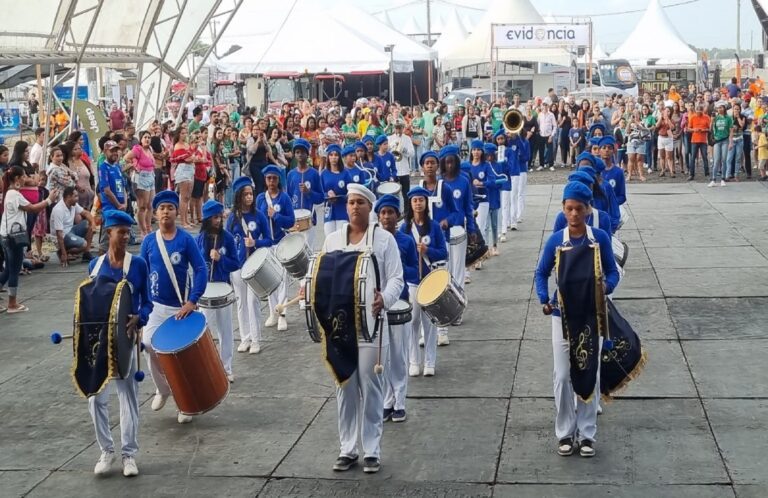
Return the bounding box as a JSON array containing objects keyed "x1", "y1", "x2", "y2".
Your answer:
[
  {"x1": 611, "y1": 0, "x2": 697, "y2": 65},
  {"x1": 441, "y1": 0, "x2": 570, "y2": 71},
  {"x1": 433, "y1": 9, "x2": 468, "y2": 58}
]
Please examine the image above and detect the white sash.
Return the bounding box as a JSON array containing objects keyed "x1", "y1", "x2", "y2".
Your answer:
[
  {"x1": 421, "y1": 179, "x2": 443, "y2": 215},
  {"x1": 590, "y1": 209, "x2": 600, "y2": 230},
  {"x1": 90, "y1": 253, "x2": 132, "y2": 279},
  {"x1": 410, "y1": 223, "x2": 431, "y2": 268},
  {"x1": 562, "y1": 225, "x2": 596, "y2": 246},
  {"x1": 155, "y1": 230, "x2": 188, "y2": 305}
]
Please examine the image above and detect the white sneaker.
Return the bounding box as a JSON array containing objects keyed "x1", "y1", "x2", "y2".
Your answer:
[
  {"x1": 499, "y1": 234, "x2": 507, "y2": 243},
  {"x1": 475, "y1": 260, "x2": 483, "y2": 270},
  {"x1": 409, "y1": 364, "x2": 420, "y2": 377},
  {"x1": 227, "y1": 374, "x2": 235, "y2": 383},
  {"x1": 423, "y1": 366, "x2": 435, "y2": 377},
  {"x1": 491, "y1": 247, "x2": 499, "y2": 256},
  {"x1": 549, "y1": 166, "x2": 555, "y2": 172},
  {"x1": 464, "y1": 274, "x2": 471, "y2": 284},
  {"x1": 277, "y1": 315, "x2": 288, "y2": 331},
  {"x1": 418, "y1": 335, "x2": 424, "y2": 347},
  {"x1": 94, "y1": 451, "x2": 115, "y2": 475},
  {"x1": 510, "y1": 223, "x2": 518, "y2": 231},
  {"x1": 265, "y1": 314, "x2": 278, "y2": 327},
  {"x1": 707, "y1": 180, "x2": 715, "y2": 187},
  {"x1": 536, "y1": 166, "x2": 544, "y2": 171},
  {"x1": 177, "y1": 412, "x2": 193, "y2": 424},
  {"x1": 249, "y1": 342, "x2": 261, "y2": 354},
  {"x1": 151, "y1": 393, "x2": 168, "y2": 411},
  {"x1": 720, "y1": 180, "x2": 726, "y2": 187},
  {"x1": 237, "y1": 340, "x2": 251, "y2": 353},
  {"x1": 438, "y1": 333, "x2": 450, "y2": 346},
  {"x1": 122, "y1": 456, "x2": 139, "y2": 477}
]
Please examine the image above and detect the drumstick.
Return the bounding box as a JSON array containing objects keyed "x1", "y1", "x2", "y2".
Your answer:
[
  {"x1": 134, "y1": 329, "x2": 145, "y2": 382},
  {"x1": 209, "y1": 234, "x2": 218, "y2": 282},
  {"x1": 275, "y1": 293, "x2": 302, "y2": 314},
  {"x1": 373, "y1": 317, "x2": 384, "y2": 374}
]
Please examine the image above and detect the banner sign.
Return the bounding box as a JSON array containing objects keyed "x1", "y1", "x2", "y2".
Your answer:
[
  {"x1": 54, "y1": 85, "x2": 89, "y2": 102},
  {"x1": 493, "y1": 24, "x2": 590, "y2": 48},
  {"x1": 0, "y1": 108, "x2": 20, "y2": 136},
  {"x1": 73, "y1": 100, "x2": 108, "y2": 156}
]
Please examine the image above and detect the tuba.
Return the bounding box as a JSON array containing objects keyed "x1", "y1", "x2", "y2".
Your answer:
[{"x1": 503, "y1": 108, "x2": 524, "y2": 134}]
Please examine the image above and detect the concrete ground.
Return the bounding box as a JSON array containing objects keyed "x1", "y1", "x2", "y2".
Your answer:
[{"x1": 1, "y1": 182, "x2": 767, "y2": 497}]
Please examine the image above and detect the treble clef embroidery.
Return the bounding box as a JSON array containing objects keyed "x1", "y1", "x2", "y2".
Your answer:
[{"x1": 574, "y1": 326, "x2": 591, "y2": 370}]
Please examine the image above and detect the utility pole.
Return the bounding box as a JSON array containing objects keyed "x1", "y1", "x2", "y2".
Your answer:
[
  {"x1": 426, "y1": 0, "x2": 433, "y2": 100},
  {"x1": 736, "y1": 0, "x2": 741, "y2": 56}
]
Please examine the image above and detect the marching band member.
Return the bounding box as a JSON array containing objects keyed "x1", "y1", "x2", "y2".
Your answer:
[
  {"x1": 478, "y1": 143, "x2": 503, "y2": 255},
  {"x1": 493, "y1": 131, "x2": 516, "y2": 236},
  {"x1": 535, "y1": 181, "x2": 619, "y2": 458},
  {"x1": 227, "y1": 177, "x2": 273, "y2": 354},
  {"x1": 374, "y1": 135, "x2": 397, "y2": 183},
  {"x1": 577, "y1": 153, "x2": 620, "y2": 233},
  {"x1": 257, "y1": 165, "x2": 295, "y2": 331},
  {"x1": 598, "y1": 136, "x2": 627, "y2": 205},
  {"x1": 287, "y1": 138, "x2": 323, "y2": 250},
  {"x1": 466, "y1": 140, "x2": 490, "y2": 242},
  {"x1": 323, "y1": 183, "x2": 404, "y2": 474},
  {"x1": 87, "y1": 210, "x2": 151, "y2": 477},
  {"x1": 488, "y1": 137, "x2": 512, "y2": 243},
  {"x1": 196, "y1": 200, "x2": 239, "y2": 382},
  {"x1": 438, "y1": 145, "x2": 476, "y2": 341},
  {"x1": 321, "y1": 143, "x2": 351, "y2": 236},
  {"x1": 343, "y1": 144, "x2": 369, "y2": 186},
  {"x1": 400, "y1": 187, "x2": 448, "y2": 376},
  {"x1": 388, "y1": 121, "x2": 415, "y2": 204},
  {"x1": 140, "y1": 190, "x2": 207, "y2": 424},
  {"x1": 516, "y1": 132, "x2": 531, "y2": 225},
  {"x1": 553, "y1": 172, "x2": 611, "y2": 232},
  {"x1": 376, "y1": 194, "x2": 418, "y2": 422}
]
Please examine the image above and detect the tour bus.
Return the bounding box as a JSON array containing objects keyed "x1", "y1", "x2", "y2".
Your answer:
[{"x1": 573, "y1": 59, "x2": 639, "y2": 98}]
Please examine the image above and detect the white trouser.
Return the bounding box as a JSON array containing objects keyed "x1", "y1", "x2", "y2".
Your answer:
[
  {"x1": 231, "y1": 270, "x2": 262, "y2": 343},
  {"x1": 410, "y1": 292, "x2": 437, "y2": 368},
  {"x1": 500, "y1": 190, "x2": 511, "y2": 232},
  {"x1": 201, "y1": 303, "x2": 234, "y2": 375},
  {"x1": 304, "y1": 222, "x2": 317, "y2": 253},
  {"x1": 510, "y1": 176, "x2": 521, "y2": 225},
  {"x1": 324, "y1": 219, "x2": 345, "y2": 237},
  {"x1": 267, "y1": 246, "x2": 288, "y2": 317},
  {"x1": 143, "y1": 302, "x2": 180, "y2": 397},
  {"x1": 517, "y1": 172, "x2": 528, "y2": 222},
  {"x1": 88, "y1": 351, "x2": 139, "y2": 457},
  {"x1": 446, "y1": 239, "x2": 467, "y2": 333},
  {"x1": 337, "y1": 343, "x2": 388, "y2": 459},
  {"x1": 384, "y1": 321, "x2": 410, "y2": 410},
  {"x1": 552, "y1": 315, "x2": 601, "y2": 443},
  {"x1": 476, "y1": 202, "x2": 490, "y2": 239}
]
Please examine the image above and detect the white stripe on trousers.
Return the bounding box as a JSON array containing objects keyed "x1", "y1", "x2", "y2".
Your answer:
[{"x1": 231, "y1": 270, "x2": 263, "y2": 343}]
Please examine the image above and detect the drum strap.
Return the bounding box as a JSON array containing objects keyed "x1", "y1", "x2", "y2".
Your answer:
[
  {"x1": 410, "y1": 223, "x2": 432, "y2": 268},
  {"x1": 590, "y1": 209, "x2": 600, "y2": 230},
  {"x1": 155, "y1": 230, "x2": 188, "y2": 305},
  {"x1": 90, "y1": 253, "x2": 132, "y2": 279}
]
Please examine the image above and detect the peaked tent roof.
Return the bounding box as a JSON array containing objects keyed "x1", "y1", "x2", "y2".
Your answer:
[
  {"x1": 442, "y1": 0, "x2": 570, "y2": 71},
  {"x1": 378, "y1": 10, "x2": 396, "y2": 29},
  {"x1": 401, "y1": 16, "x2": 424, "y2": 36},
  {"x1": 611, "y1": 0, "x2": 697, "y2": 65},
  {"x1": 433, "y1": 9, "x2": 468, "y2": 58}
]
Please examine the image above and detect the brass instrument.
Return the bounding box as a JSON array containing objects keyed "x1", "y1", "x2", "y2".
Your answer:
[
  {"x1": 392, "y1": 137, "x2": 403, "y2": 162},
  {"x1": 503, "y1": 108, "x2": 524, "y2": 134}
]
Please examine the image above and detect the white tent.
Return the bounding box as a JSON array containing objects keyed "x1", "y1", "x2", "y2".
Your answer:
[
  {"x1": 611, "y1": 0, "x2": 697, "y2": 65},
  {"x1": 441, "y1": 0, "x2": 570, "y2": 71},
  {"x1": 433, "y1": 9, "x2": 468, "y2": 58},
  {"x1": 378, "y1": 10, "x2": 396, "y2": 29},
  {"x1": 401, "y1": 17, "x2": 424, "y2": 36}
]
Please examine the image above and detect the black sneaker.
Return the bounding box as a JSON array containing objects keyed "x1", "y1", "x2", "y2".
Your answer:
[
  {"x1": 362, "y1": 457, "x2": 380, "y2": 473},
  {"x1": 81, "y1": 252, "x2": 95, "y2": 262},
  {"x1": 391, "y1": 409, "x2": 406, "y2": 423},
  {"x1": 383, "y1": 407, "x2": 394, "y2": 422},
  {"x1": 332, "y1": 455, "x2": 358, "y2": 471},
  {"x1": 579, "y1": 439, "x2": 596, "y2": 458},
  {"x1": 557, "y1": 437, "x2": 575, "y2": 456}
]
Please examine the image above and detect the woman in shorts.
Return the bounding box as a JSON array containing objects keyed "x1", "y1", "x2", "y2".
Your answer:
[
  {"x1": 124, "y1": 130, "x2": 156, "y2": 239},
  {"x1": 655, "y1": 107, "x2": 675, "y2": 177},
  {"x1": 170, "y1": 127, "x2": 195, "y2": 229}
]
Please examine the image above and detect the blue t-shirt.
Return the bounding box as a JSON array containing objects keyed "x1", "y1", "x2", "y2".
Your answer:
[
  {"x1": 569, "y1": 128, "x2": 584, "y2": 145},
  {"x1": 399, "y1": 219, "x2": 448, "y2": 281},
  {"x1": 443, "y1": 174, "x2": 477, "y2": 233},
  {"x1": 726, "y1": 83, "x2": 741, "y2": 98},
  {"x1": 602, "y1": 166, "x2": 626, "y2": 205},
  {"x1": 98, "y1": 160, "x2": 126, "y2": 210},
  {"x1": 88, "y1": 254, "x2": 153, "y2": 328},
  {"x1": 256, "y1": 191, "x2": 295, "y2": 243},
  {"x1": 140, "y1": 229, "x2": 208, "y2": 307},
  {"x1": 195, "y1": 230, "x2": 240, "y2": 284},
  {"x1": 393, "y1": 230, "x2": 419, "y2": 299},
  {"x1": 226, "y1": 210, "x2": 273, "y2": 266},
  {"x1": 553, "y1": 208, "x2": 611, "y2": 233},
  {"x1": 320, "y1": 169, "x2": 351, "y2": 222},
  {"x1": 287, "y1": 166, "x2": 324, "y2": 212}
]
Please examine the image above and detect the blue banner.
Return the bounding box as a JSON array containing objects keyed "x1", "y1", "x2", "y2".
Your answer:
[
  {"x1": 54, "y1": 85, "x2": 89, "y2": 102},
  {"x1": 0, "y1": 108, "x2": 20, "y2": 136}
]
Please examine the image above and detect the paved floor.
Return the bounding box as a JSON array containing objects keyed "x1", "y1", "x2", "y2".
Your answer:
[{"x1": 2, "y1": 182, "x2": 767, "y2": 497}]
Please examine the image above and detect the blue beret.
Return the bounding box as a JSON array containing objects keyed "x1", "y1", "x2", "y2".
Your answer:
[
  {"x1": 262, "y1": 165, "x2": 282, "y2": 178},
  {"x1": 202, "y1": 199, "x2": 224, "y2": 220},
  {"x1": 493, "y1": 129, "x2": 507, "y2": 140},
  {"x1": 420, "y1": 151, "x2": 438, "y2": 166},
  {"x1": 588, "y1": 123, "x2": 606, "y2": 136},
  {"x1": 588, "y1": 137, "x2": 602, "y2": 147},
  {"x1": 325, "y1": 144, "x2": 342, "y2": 157},
  {"x1": 341, "y1": 145, "x2": 357, "y2": 157},
  {"x1": 102, "y1": 210, "x2": 135, "y2": 228},
  {"x1": 374, "y1": 193, "x2": 401, "y2": 215},
  {"x1": 578, "y1": 165, "x2": 597, "y2": 180},
  {"x1": 593, "y1": 157, "x2": 606, "y2": 173},
  {"x1": 438, "y1": 145, "x2": 460, "y2": 160},
  {"x1": 470, "y1": 139, "x2": 484, "y2": 150},
  {"x1": 568, "y1": 170, "x2": 595, "y2": 186},
  {"x1": 361, "y1": 135, "x2": 374, "y2": 144},
  {"x1": 483, "y1": 143, "x2": 497, "y2": 154},
  {"x1": 232, "y1": 176, "x2": 253, "y2": 195},
  {"x1": 576, "y1": 152, "x2": 596, "y2": 168},
  {"x1": 292, "y1": 138, "x2": 310, "y2": 152},
  {"x1": 153, "y1": 190, "x2": 179, "y2": 210},
  {"x1": 598, "y1": 136, "x2": 616, "y2": 148},
  {"x1": 354, "y1": 141, "x2": 366, "y2": 150},
  {"x1": 374, "y1": 135, "x2": 388, "y2": 147},
  {"x1": 563, "y1": 181, "x2": 593, "y2": 205},
  {"x1": 407, "y1": 186, "x2": 431, "y2": 199}
]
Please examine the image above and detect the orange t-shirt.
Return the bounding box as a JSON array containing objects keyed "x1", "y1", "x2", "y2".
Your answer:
[{"x1": 689, "y1": 114, "x2": 711, "y2": 144}]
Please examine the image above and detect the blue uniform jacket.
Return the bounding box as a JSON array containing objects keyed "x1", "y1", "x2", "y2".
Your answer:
[
  {"x1": 88, "y1": 254, "x2": 153, "y2": 328},
  {"x1": 140, "y1": 229, "x2": 207, "y2": 307},
  {"x1": 443, "y1": 174, "x2": 477, "y2": 233},
  {"x1": 602, "y1": 166, "x2": 626, "y2": 205},
  {"x1": 287, "y1": 167, "x2": 324, "y2": 215},
  {"x1": 374, "y1": 152, "x2": 397, "y2": 182},
  {"x1": 256, "y1": 191, "x2": 295, "y2": 243},
  {"x1": 393, "y1": 230, "x2": 419, "y2": 300},
  {"x1": 226, "y1": 210, "x2": 273, "y2": 267},
  {"x1": 593, "y1": 182, "x2": 621, "y2": 233},
  {"x1": 399, "y1": 219, "x2": 449, "y2": 281},
  {"x1": 320, "y1": 168, "x2": 351, "y2": 222}
]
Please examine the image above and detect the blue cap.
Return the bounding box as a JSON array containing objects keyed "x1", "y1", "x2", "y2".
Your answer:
[
  {"x1": 588, "y1": 137, "x2": 602, "y2": 147},
  {"x1": 593, "y1": 157, "x2": 606, "y2": 173},
  {"x1": 325, "y1": 144, "x2": 342, "y2": 157},
  {"x1": 408, "y1": 186, "x2": 432, "y2": 199},
  {"x1": 374, "y1": 194, "x2": 401, "y2": 215},
  {"x1": 420, "y1": 150, "x2": 438, "y2": 166},
  {"x1": 374, "y1": 135, "x2": 388, "y2": 147},
  {"x1": 568, "y1": 170, "x2": 595, "y2": 186},
  {"x1": 232, "y1": 176, "x2": 254, "y2": 195},
  {"x1": 152, "y1": 190, "x2": 179, "y2": 210},
  {"x1": 576, "y1": 152, "x2": 596, "y2": 168},
  {"x1": 588, "y1": 123, "x2": 606, "y2": 136},
  {"x1": 354, "y1": 140, "x2": 366, "y2": 151},
  {"x1": 361, "y1": 135, "x2": 374, "y2": 144},
  {"x1": 341, "y1": 145, "x2": 357, "y2": 157},
  {"x1": 493, "y1": 129, "x2": 507, "y2": 141},
  {"x1": 563, "y1": 181, "x2": 593, "y2": 205},
  {"x1": 438, "y1": 145, "x2": 460, "y2": 160},
  {"x1": 470, "y1": 139, "x2": 484, "y2": 150},
  {"x1": 483, "y1": 143, "x2": 497, "y2": 154},
  {"x1": 578, "y1": 165, "x2": 597, "y2": 180},
  {"x1": 102, "y1": 210, "x2": 136, "y2": 229},
  {"x1": 262, "y1": 165, "x2": 282, "y2": 178},
  {"x1": 292, "y1": 138, "x2": 310, "y2": 152},
  {"x1": 202, "y1": 200, "x2": 224, "y2": 220},
  {"x1": 598, "y1": 136, "x2": 616, "y2": 148}
]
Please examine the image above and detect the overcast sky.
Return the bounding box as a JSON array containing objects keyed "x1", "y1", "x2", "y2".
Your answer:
[{"x1": 223, "y1": 0, "x2": 762, "y2": 53}]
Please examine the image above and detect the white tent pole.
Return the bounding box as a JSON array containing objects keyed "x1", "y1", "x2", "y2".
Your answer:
[
  {"x1": 68, "y1": 0, "x2": 105, "y2": 135},
  {"x1": 588, "y1": 22, "x2": 593, "y2": 101}
]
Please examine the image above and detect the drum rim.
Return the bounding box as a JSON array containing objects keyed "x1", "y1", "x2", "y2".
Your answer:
[
  {"x1": 201, "y1": 282, "x2": 234, "y2": 299},
  {"x1": 276, "y1": 233, "x2": 309, "y2": 260},
  {"x1": 241, "y1": 247, "x2": 274, "y2": 276},
  {"x1": 416, "y1": 268, "x2": 452, "y2": 306},
  {"x1": 151, "y1": 312, "x2": 207, "y2": 353}
]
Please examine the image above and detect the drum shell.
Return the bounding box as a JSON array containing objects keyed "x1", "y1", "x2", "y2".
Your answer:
[
  {"x1": 198, "y1": 283, "x2": 235, "y2": 309},
  {"x1": 153, "y1": 327, "x2": 229, "y2": 415},
  {"x1": 387, "y1": 299, "x2": 413, "y2": 325},
  {"x1": 416, "y1": 269, "x2": 466, "y2": 327},
  {"x1": 292, "y1": 209, "x2": 312, "y2": 232},
  {"x1": 449, "y1": 226, "x2": 467, "y2": 245},
  {"x1": 241, "y1": 248, "x2": 284, "y2": 299},
  {"x1": 276, "y1": 233, "x2": 312, "y2": 279}
]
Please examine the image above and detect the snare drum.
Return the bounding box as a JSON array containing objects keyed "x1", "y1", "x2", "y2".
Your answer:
[
  {"x1": 449, "y1": 226, "x2": 467, "y2": 245},
  {"x1": 151, "y1": 311, "x2": 229, "y2": 415},
  {"x1": 276, "y1": 232, "x2": 312, "y2": 278},
  {"x1": 291, "y1": 209, "x2": 312, "y2": 232},
  {"x1": 377, "y1": 182, "x2": 403, "y2": 215},
  {"x1": 241, "y1": 247, "x2": 284, "y2": 299},
  {"x1": 387, "y1": 299, "x2": 413, "y2": 325},
  {"x1": 198, "y1": 282, "x2": 235, "y2": 309},
  {"x1": 416, "y1": 269, "x2": 466, "y2": 327}
]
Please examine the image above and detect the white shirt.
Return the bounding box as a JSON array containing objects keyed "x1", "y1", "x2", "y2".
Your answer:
[
  {"x1": 29, "y1": 142, "x2": 43, "y2": 168},
  {"x1": 538, "y1": 112, "x2": 557, "y2": 137},
  {"x1": 1, "y1": 190, "x2": 31, "y2": 236},
  {"x1": 387, "y1": 133, "x2": 414, "y2": 176},
  {"x1": 322, "y1": 223, "x2": 404, "y2": 348},
  {"x1": 185, "y1": 100, "x2": 196, "y2": 119},
  {"x1": 50, "y1": 199, "x2": 84, "y2": 235}
]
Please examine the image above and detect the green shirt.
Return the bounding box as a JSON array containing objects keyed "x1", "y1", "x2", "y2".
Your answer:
[
  {"x1": 712, "y1": 114, "x2": 733, "y2": 142},
  {"x1": 491, "y1": 108, "x2": 504, "y2": 132},
  {"x1": 422, "y1": 111, "x2": 437, "y2": 135},
  {"x1": 365, "y1": 125, "x2": 383, "y2": 138},
  {"x1": 411, "y1": 117, "x2": 425, "y2": 136},
  {"x1": 642, "y1": 115, "x2": 656, "y2": 128},
  {"x1": 341, "y1": 124, "x2": 357, "y2": 145},
  {"x1": 188, "y1": 119, "x2": 202, "y2": 134}
]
